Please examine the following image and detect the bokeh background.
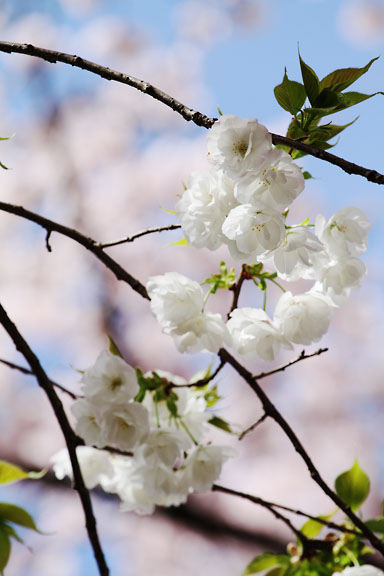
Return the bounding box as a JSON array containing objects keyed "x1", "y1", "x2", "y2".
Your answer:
[{"x1": 0, "y1": 1, "x2": 384, "y2": 574}]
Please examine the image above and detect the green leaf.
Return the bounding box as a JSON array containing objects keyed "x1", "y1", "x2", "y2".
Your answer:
[
  {"x1": 307, "y1": 118, "x2": 358, "y2": 142},
  {"x1": 0, "y1": 162, "x2": 8, "y2": 171},
  {"x1": 0, "y1": 525, "x2": 11, "y2": 575},
  {"x1": 0, "y1": 461, "x2": 28, "y2": 485},
  {"x1": 208, "y1": 416, "x2": 232, "y2": 434},
  {"x1": 302, "y1": 171, "x2": 312, "y2": 180},
  {"x1": 299, "y1": 52, "x2": 320, "y2": 106},
  {"x1": 274, "y1": 69, "x2": 307, "y2": 115},
  {"x1": 313, "y1": 88, "x2": 343, "y2": 109},
  {"x1": 0, "y1": 504, "x2": 39, "y2": 532},
  {"x1": 2, "y1": 524, "x2": 23, "y2": 545},
  {"x1": 265, "y1": 568, "x2": 286, "y2": 576},
  {"x1": 243, "y1": 553, "x2": 288, "y2": 576},
  {"x1": 300, "y1": 511, "x2": 335, "y2": 539},
  {"x1": 107, "y1": 335, "x2": 123, "y2": 358},
  {"x1": 365, "y1": 517, "x2": 384, "y2": 533},
  {"x1": 217, "y1": 105, "x2": 223, "y2": 116},
  {"x1": 169, "y1": 237, "x2": 189, "y2": 247},
  {"x1": 335, "y1": 460, "x2": 370, "y2": 511},
  {"x1": 319, "y1": 57, "x2": 379, "y2": 92},
  {"x1": 333, "y1": 91, "x2": 384, "y2": 111}
]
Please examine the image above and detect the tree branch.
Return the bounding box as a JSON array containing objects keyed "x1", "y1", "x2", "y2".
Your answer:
[
  {"x1": 213, "y1": 485, "x2": 361, "y2": 537},
  {"x1": 0, "y1": 41, "x2": 383, "y2": 184},
  {"x1": 218, "y1": 348, "x2": 384, "y2": 556},
  {"x1": 98, "y1": 224, "x2": 181, "y2": 249},
  {"x1": 253, "y1": 348, "x2": 328, "y2": 381},
  {"x1": 0, "y1": 301, "x2": 109, "y2": 576},
  {"x1": 0, "y1": 357, "x2": 78, "y2": 399},
  {"x1": 0, "y1": 201, "x2": 149, "y2": 300}
]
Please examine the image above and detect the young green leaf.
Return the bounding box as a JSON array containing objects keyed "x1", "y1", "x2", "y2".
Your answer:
[
  {"x1": 274, "y1": 69, "x2": 306, "y2": 115},
  {"x1": 302, "y1": 171, "x2": 312, "y2": 180},
  {"x1": 243, "y1": 553, "x2": 288, "y2": 575},
  {"x1": 335, "y1": 460, "x2": 370, "y2": 511},
  {"x1": 208, "y1": 416, "x2": 232, "y2": 434},
  {"x1": 108, "y1": 335, "x2": 123, "y2": 358},
  {"x1": 319, "y1": 57, "x2": 379, "y2": 92},
  {"x1": 0, "y1": 525, "x2": 10, "y2": 575},
  {"x1": 300, "y1": 511, "x2": 336, "y2": 539},
  {"x1": 0, "y1": 504, "x2": 39, "y2": 532},
  {"x1": 0, "y1": 461, "x2": 28, "y2": 485},
  {"x1": 365, "y1": 517, "x2": 384, "y2": 534},
  {"x1": 334, "y1": 91, "x2": 384, "y2": 112},
  {"x1": 299, "y1": 53, "x2": 320, "y2": 106}
]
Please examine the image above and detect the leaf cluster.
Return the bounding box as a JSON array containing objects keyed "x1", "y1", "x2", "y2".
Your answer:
[{"x1": 274, "y1": 54, "x2": 382, "y2": 159}]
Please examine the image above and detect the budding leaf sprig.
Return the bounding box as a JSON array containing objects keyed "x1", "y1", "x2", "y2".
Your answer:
[{"x1": 274, "y1": 54, "x2": 383, "y2": 159}]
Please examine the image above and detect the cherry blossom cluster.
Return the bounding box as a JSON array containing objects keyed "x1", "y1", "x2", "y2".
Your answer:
[
  {"x1": 52, "y1": 350, "x2": 234, "y2": 514},
  {"x1": 147, "y1": 115, "x2": 370, "y2": 360}
]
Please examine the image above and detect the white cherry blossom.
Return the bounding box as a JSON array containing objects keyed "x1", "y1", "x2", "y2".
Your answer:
[
  {"x1": 170, "y1": 312, "x2": 229, "y2": 354},
  {"x1": 71, "y1": 399, "x2": 104, "y2": 448},
  {"x1": 102, "y1": 403, "x2": 150, "y2": 451},
  {"x1": 235, "y1": 148, "x2": 305, "y2": 211},
  {"x1": 51, "y1": 446, "x2": 115, "y2": 490},
  {"x1": 315, "y1": 207, "x2": 370, "y2": 258},
  {"x1": 207, "y1": 114, "x2": 272, "y2": 178},
  {"x1": 227, "y1": 307, "x2": 292, "y2": 361},
  {"x1": 333, "y1": 567, "x2": 384, "y2": 576},
  {"x1": 183, "y1": 444, "x2": 235, "y2": 492},
  {"x1": 146, "y1": 272, "x2": 204, "y2": 330},
  {"x1": 274, "y1": 291, "x2": 333, "y2": 345},
  {"x1": 222, "y1": 203, "x2": 285, "y2": 259},
  {"x1": 316, "y1": 257, "x2": 366, "y2": 305},
  {"x1": 175, "y1": 170, "x2": 237, "y2": 250},
  {"x1": 269, "y1": 227, "x2": 327, "y2": 281},
  {"x1": 81, "y1": 350, "x2": 139, "y2": 407}
]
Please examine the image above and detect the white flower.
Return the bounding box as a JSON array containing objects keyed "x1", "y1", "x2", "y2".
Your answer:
[
  {"x1": 227, "y1": 307, "x2": 292, "y2": 361},
  {"x1": 81, "y1": 350, "x2": 139, "y2": 407},
  {"x1": 333, "y1": 566, "x2": 384, "y2": 576},
  {"x1": 222, "y1": 203, "x2": 285, "y2": 259},
  {"x1": 137, "y1": 429, "x2": 189, "y2": 466},
  {"x1": 175, "y1": 170, "x2": 237, "y2": 250},
  {"x1": 51, "y1": 446, "x2": 114, "y2": 490},
  {"x1": 269, "y1": 227, "x2": 327, "y2": 281},
  {"x1": 207, "y1": 115, "x2": 272, "y2": 178},
  {"x1": 315, "y1": 207, "x2": 370, "y2": 258},
  {"x1": 146, "y1": 272, "x2": 203, "y2": 331},
  {"x1": 274, "y1": 291, "x2": 333, "y2": 345},
  {"x1": 183, "y1": 444, "x2": 235, "y2": 492},
  {"x1": 102, "y1": 403, "x2": 150, "y2": 451},
  {"x1": 71, "y1": 399, "x2": 104, "y2": 447},
  {"x1": 235, "y1": 148, "x2": 305, "y2": 211},
  {"x1": 171, "y1": 312, "x2": 229, "y2": 354},
  {"x1": 315, "y1": 257, "x2": 366, "y2": 305}
]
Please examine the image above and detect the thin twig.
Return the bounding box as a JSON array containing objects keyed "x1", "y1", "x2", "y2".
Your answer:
[
  {"x1": 238, "y1": 412, "x2": 268, "y2": 440},
  {"x1": 0, "y1": 357, "x2": 78, "y2": 399},
  {"x1": 212, "y1": 484, "x2": 311, "y2": 548},
  {"x1": 176, "y1": 360, "x2": 226, "y2": 388},
  {"x1": 218, "y1": 347, "x2": 384, "y2": 556},
  {"x1": 0, "y1": 41, "x2": 383, "y2": 184},
  {"x1": 0, "y1": 301, "x2": 109, "y2": 576},
  {"x1": 228, "y1": 265, "x2": 247, "y2": 319},
  {"x1": 253, "y1": 348, "x2": 328, "y2": 381},
  {"x1": 212, "y1": 484, "x2": 361, "y2": 537},
  {"x1": 0, "y1": 201, "x2": 149, "y2": 300},
  {"x1": 98, "y1": 224, "x2": 182, "y2": 249}
]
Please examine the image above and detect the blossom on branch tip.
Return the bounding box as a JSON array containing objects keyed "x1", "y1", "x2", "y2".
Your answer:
[
  {"x1": 183, "y1": 444, "x2": 236, "y2": 492},
  {"x1": 207, "y1": 114, "x2": 272, "y2": 178},
  {"x1": 170, "y1": 311, "x2": 229, "y2": 354},
  {"x1": 102, "y1": 403, "x2": 150, "y2": 451}
]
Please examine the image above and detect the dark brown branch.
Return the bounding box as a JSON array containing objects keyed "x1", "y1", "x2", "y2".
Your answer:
[
  {"x1": 0, "y1": 302, "x2": 109, "y2": 576},
  {"x1": 0, "y1": 201, "x2": 149, "y2": 300},
  {"x1": 98, "y1": 224, "x2": 182, "y2": 249},
  {"x1": 238, "y1": 412, "x2": 268, "y2": 440},
  {"x1": 0, "y1": 357, "x2": 78, "y2": 399},
  {"x1": 0, "y1": 41, "x2": 382, "y2": 184},
  {"x1": 213, "y1": 484, "x2": 360, "y2": 537},
  {"x1": 253, "y1": 348, "x2": 328, "y2": 380},
  {"x1": 175, "y1": 359, "x2": 226, "y2": 388},
  {"x1": 228, "y1": 264, "x2": 248, "y2": 319},
  {"x1": 212, "y1": 484, "x2": 309, "y2": 547},
  {"x1": 218, "y1": 348, "x2": 384, "y2": 556}
]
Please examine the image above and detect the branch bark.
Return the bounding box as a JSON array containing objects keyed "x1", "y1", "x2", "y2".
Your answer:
[
  {"x1": 0, "y1": 41, "x2": 383, "y2": 184},
  {"x1": 0, "y1": 301, "x2": 109, "y2": 576}
]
